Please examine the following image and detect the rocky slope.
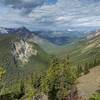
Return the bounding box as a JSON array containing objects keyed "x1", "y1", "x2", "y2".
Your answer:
[
  {"x1": 77, "y1": 65, "x2": 100, "y2": 100},
  {"x1": 12, "y1": 40, "x2": 38, "y2": 64},
  {"x1": 0, "y1": 34, "x2": 50, "y2": 92}
]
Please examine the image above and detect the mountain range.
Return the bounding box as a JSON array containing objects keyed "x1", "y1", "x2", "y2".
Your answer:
[
  {"x1": 0, "y1": 27, "x2": 87, "y2": 45},
  {"x1": 0, "y1": 26, "x2": 100, "y2": 97}
]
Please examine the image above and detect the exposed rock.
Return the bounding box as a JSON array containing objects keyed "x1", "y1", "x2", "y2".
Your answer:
[{"x1": 12, "y1": 40, "x2": 38, "y2": 64}]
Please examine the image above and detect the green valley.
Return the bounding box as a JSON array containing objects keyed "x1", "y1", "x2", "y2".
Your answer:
[{"x1": 0, "y1": 30, "x2": 100, "y2": 100}]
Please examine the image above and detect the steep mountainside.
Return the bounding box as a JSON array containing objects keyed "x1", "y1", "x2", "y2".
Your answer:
[
  {"x1": 58, "y1": 30, "x2": 100, "y2": 66},
  {"x1": 0, "y1": 34, "x2": 50, "y2": 88},
  {"x1": 33, "y1": 30, "x2": 86, "y2": 45}
]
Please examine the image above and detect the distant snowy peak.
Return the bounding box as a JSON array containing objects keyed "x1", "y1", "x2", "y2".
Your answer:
[{"x1": 0, "y1": 27, "x2": 8, "y2": 34}]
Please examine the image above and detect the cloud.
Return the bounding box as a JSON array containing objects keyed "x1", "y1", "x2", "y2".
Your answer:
[
  {"x1": 0, "y1": 0, "x2": 100, "y2": 31},
  {"x1": 0, "y1": 0, "x2": 48, "y2": 14},
  {"x1": 56, "y1": 16, "x2": 72, "y2": 21}
]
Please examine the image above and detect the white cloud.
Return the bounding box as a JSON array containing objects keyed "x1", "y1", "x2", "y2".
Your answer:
[
  {"x1": 56, "y1": 16, "x2": 72, "y2": 21},
  {"x1": 0, "y1": 0, "x2": 100, "y2": 31},
  {"x1": 67, "y1": 29, "x2": 73, "y2": 32}
]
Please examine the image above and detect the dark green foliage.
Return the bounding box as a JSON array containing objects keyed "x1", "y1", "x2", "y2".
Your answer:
[
  {"x1": 40, "y1": 58, "x2": 77, "y2": 100},
  {"x1": 19, "y1": 80, "x2": 25, "y2": 98},
  {"x1": 0, "y1": 80, "x2": 25, "y2": 100},
  {"x1": 77, "y1": 64, "x2": 83, "y2": 77},
  {"x1": 0, "y1": 34, "x2": 50, "y2": 95},
  {"x1": 31, "y1": 73, "x2": 43, "y2": 93},
  {"x1": 0, "y1": 67, "x2": 6, "y2": 80},
  {"x1": 84, "y1": 63, "x2": 89, "y2": 74},
  {"x1": 89, "y1": 93, "x2": 100, "y2": 100},
  {"x1": 76, "y1": 62, "x2": 90, "y2": 76}
]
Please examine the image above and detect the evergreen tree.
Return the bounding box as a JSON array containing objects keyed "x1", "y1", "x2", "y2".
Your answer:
[
  {"x1": 0, "y1": 67, "x2": 6, "y2": 92},
  {"x1": 84, "y1": 63, "x2": 89, "y2": 74},
  {"x1": 77, "y1": 64, "x2": 83, "y2": 77},
  {"x1": 41, "y1": 58, "x2": 77, "y2": 100},
  {"x1": 0, "y1": 67, "x2": 6, "y2": 80},
  {"x1": 20, "y1": 80, "x2": 25, "y2": 96}
]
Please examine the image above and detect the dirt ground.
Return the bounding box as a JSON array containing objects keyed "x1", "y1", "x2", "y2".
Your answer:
[{"x1": 77, "y1": 66, "x2": 100, "y2": 100}]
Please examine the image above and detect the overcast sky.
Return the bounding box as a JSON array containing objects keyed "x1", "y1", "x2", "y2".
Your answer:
[{"x1": 0, "y1": 0, "x2": 100, "y2": 31}]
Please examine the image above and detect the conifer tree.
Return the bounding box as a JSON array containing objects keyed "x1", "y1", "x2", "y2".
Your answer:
[
  {"x1": 84, "y1": 63, "x2": 89, "y2": 74},
  {"x1": 41, "y1": 58, "x2": 77, "y2": 100}
]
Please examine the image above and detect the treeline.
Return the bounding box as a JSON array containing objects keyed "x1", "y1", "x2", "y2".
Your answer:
[
  {"x1": 29, "y1": 57, "x2": 78, "y2": 100},
  {"x1": 89, "y1": 93, "x2": 100, "y2": 100},
  {"x1": 0, "y1": 57, "x2": 78, "y2": 100},
  {"x1": 77, "y1": 56, "x2": 100, "y2": 77},
  {"x1": 0, "y1": 55, "x2": 99, "y2": 100}
]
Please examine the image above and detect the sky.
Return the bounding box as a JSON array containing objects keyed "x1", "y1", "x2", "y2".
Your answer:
[{"x1": 0, "y1": 0, "x2": 100, "y2": 31}]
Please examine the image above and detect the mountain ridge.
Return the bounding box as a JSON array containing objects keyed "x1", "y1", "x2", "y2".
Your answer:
[
  {"x1": 0, "y1": 34, "x2": 50, "y2": 94},
  {"x1": 0, "y1": 27, "x2": 86, "y2": 45}
]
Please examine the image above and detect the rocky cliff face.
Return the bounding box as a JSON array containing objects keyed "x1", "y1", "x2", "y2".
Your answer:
[{"x1": 12, "y1": 40, "x2": 38, "y2": 64}]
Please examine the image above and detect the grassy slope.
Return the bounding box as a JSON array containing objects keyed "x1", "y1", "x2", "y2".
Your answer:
[
  {"x1": 64, "y1": 35, "x2": 100, "y2": 65},
  {"x1": 41, "y1": 35, "x2": 100, "y2": 66},
  {"x1": 38, "y1": 38, "x2": 71, "y2": 55}
]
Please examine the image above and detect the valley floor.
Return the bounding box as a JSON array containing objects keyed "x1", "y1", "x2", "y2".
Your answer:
[{"x1": 77, "y1": 65, "x2": 100, "y2": 100}]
